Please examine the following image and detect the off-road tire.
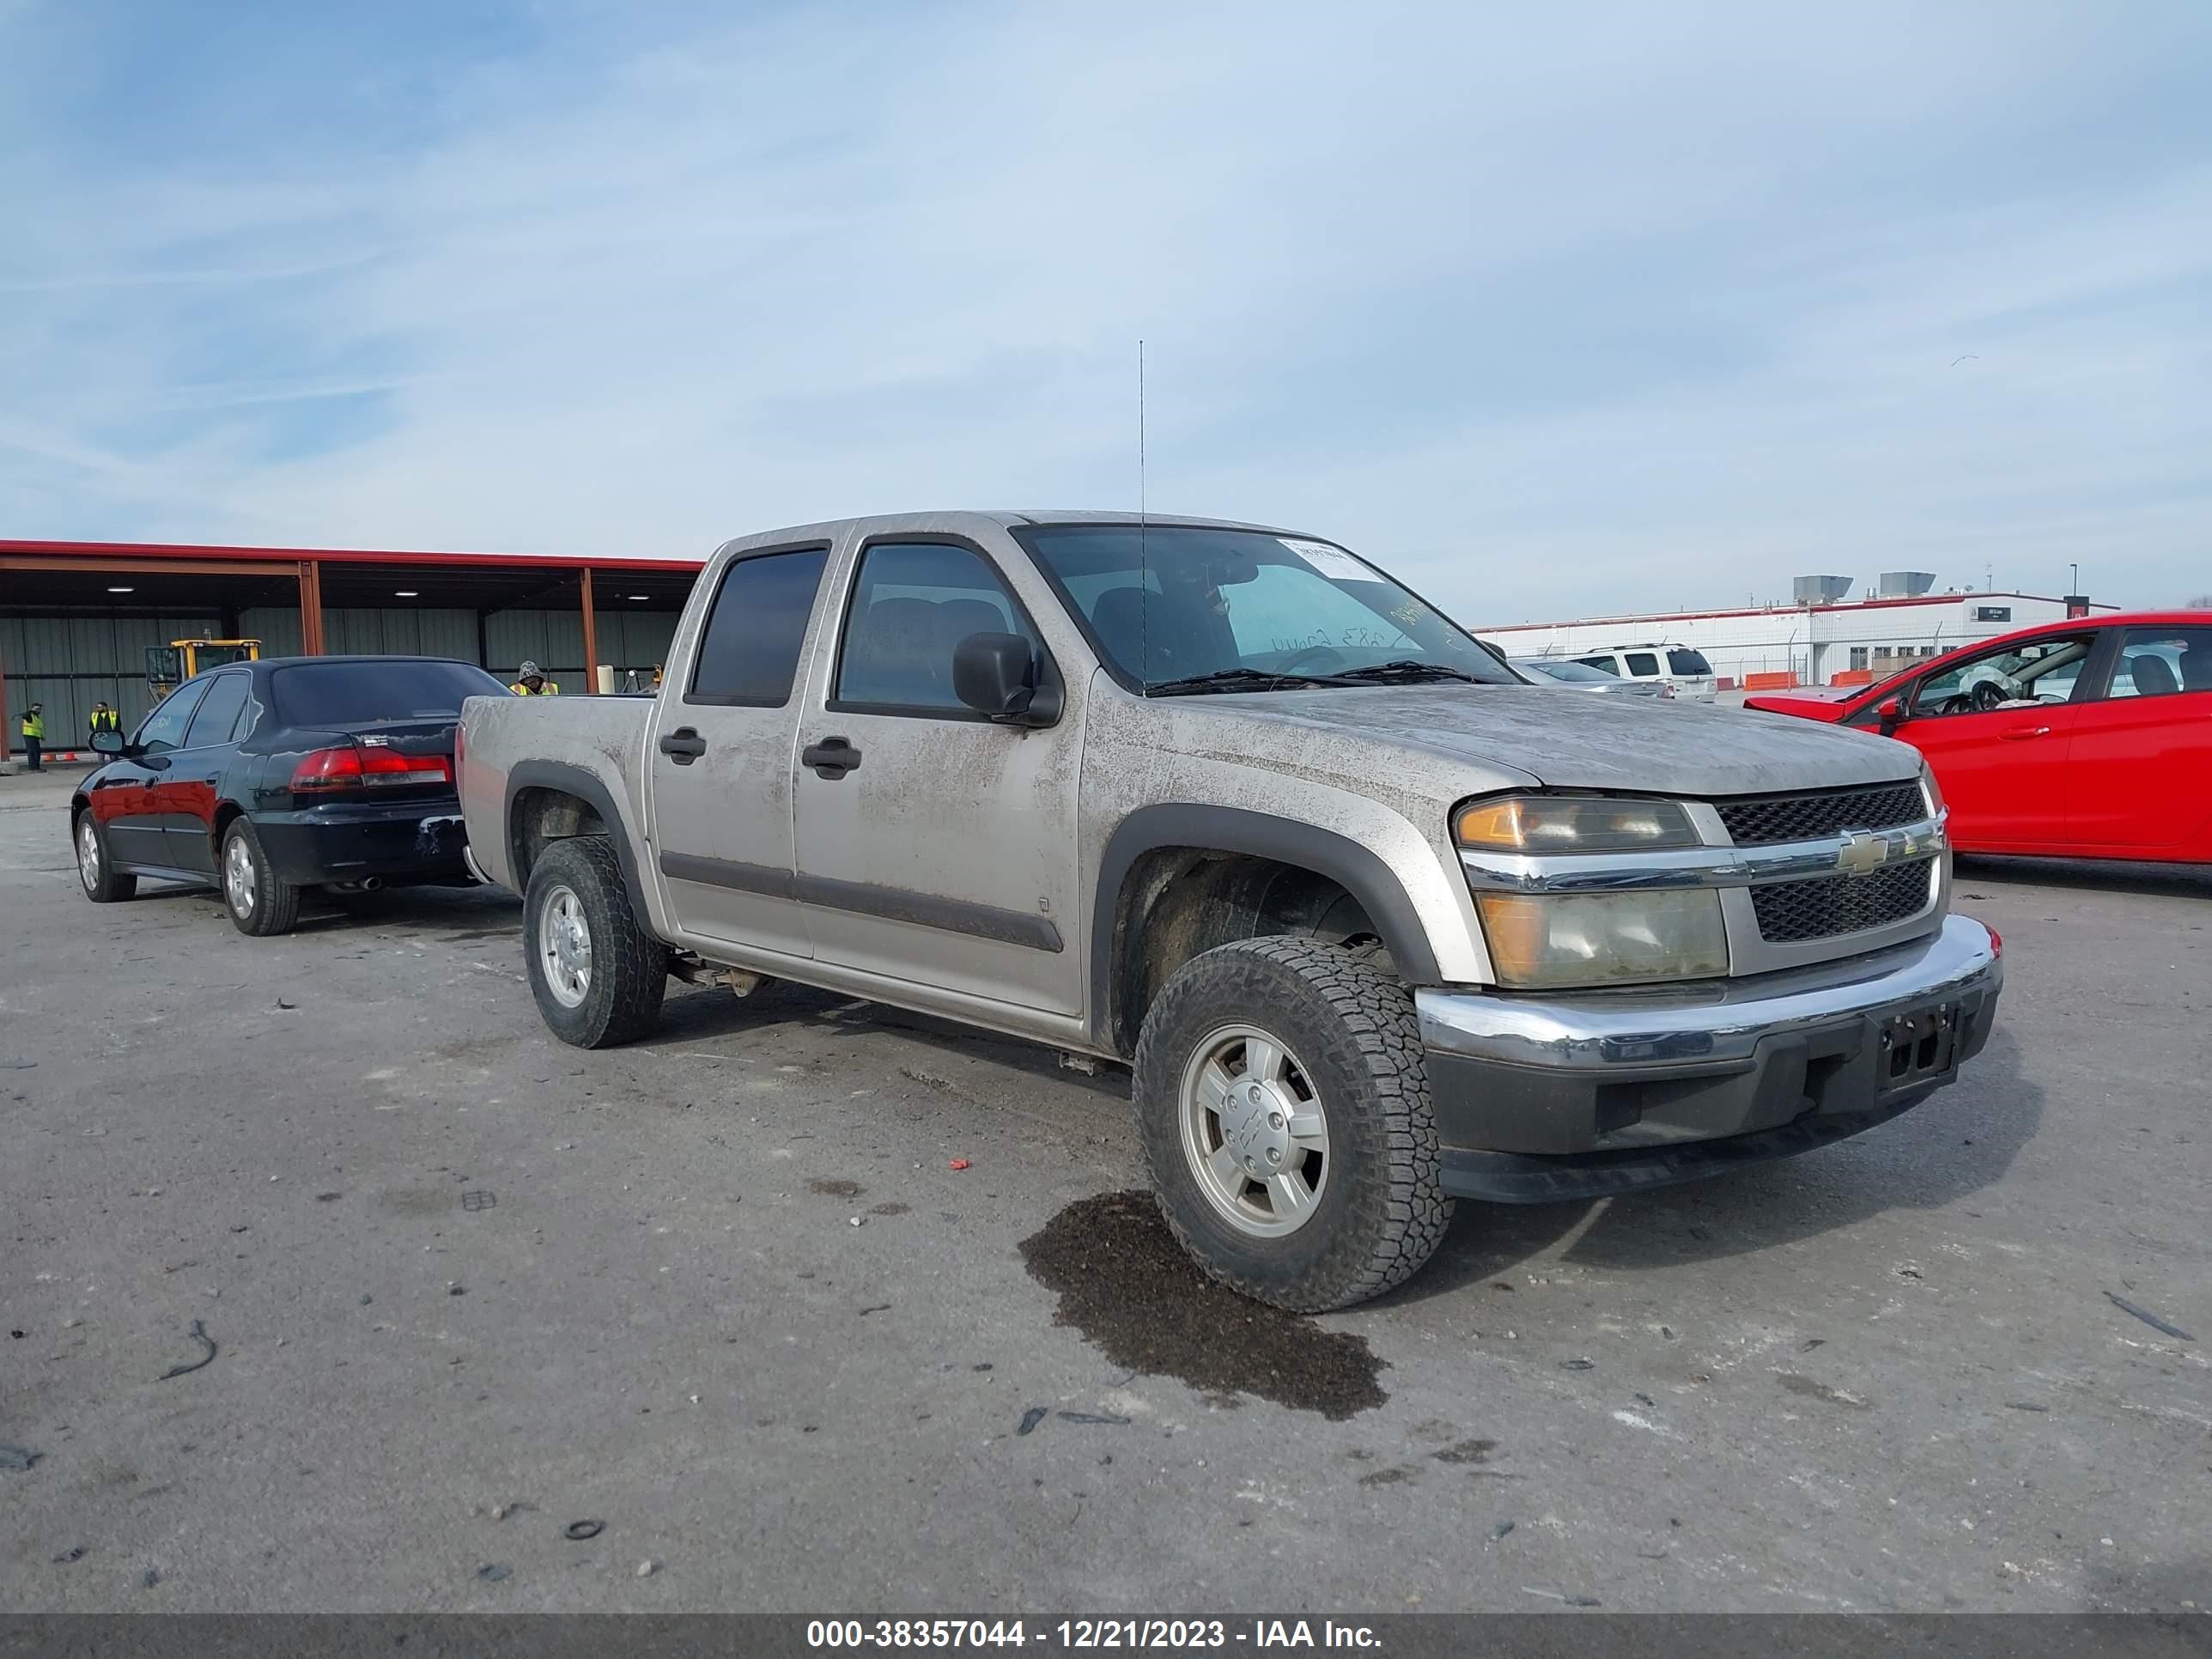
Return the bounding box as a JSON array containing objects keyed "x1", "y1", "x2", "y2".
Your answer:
[
  {"x1": 1133, "y1": 935, "x2": 1451, "y2": 1311},
  {"x1": 221, "y1": 817, "x2": 300, "y2": 937},
  {"x1": 74, "y1": 811, "x2": 137, "y2": 903},
  {"x1": 524, "y1": 836, "x2": 668, "y2": 1048}
]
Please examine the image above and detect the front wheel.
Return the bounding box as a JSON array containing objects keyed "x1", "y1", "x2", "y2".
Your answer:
[
  {"x1": 523, "y1": 837, "x2": 668, "y2": 1048},
  {"x1": 75, "y1": 812, "x2": 137, "y2": 903},
  {"x1": 1133, "y1": 935, "x2": 1452, "y2": 1312},
  {"x1": 221, "y1": 818, "x2": 300, "y2": 936}
]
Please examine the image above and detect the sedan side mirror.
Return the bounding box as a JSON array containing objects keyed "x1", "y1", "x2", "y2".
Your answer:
[
  {"x1": 953, "y1": 632, "x2": 1056, "y2": 725},
  {"x1": 1875, "y1": 696, "x2": 1904, "y2": 734},
  {"x1": 91, "y1": 730, "x2": 127, "y2": 757}
]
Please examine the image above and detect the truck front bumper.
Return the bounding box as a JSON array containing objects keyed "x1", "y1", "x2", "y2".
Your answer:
[{"x1": 1415, "y1": 914, "x2": 2002, "y2": 1203}]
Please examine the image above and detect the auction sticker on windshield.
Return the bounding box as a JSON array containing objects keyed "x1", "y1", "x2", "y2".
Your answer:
[{"x1": 1279, "y1": 539, "x2": 1376, "y2": 582}]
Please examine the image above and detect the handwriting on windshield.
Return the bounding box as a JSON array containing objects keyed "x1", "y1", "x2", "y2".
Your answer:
[{"x1": 1267, "y1": 627, "x2": 1410, "y2": 652}]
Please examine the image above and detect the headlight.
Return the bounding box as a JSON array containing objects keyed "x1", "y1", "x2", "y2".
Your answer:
[
  {"x1": 1455, "y1": 794, "x2": 1725, "y2": 988},
  {"x1": 1474, "y1": 889, "x2": 1729, "y2": 989},
  {"x1": 1455, "y1": 795, "x2": 1700, "y2": 854},
  {"x1": 1919, "y1": 761, "x2": 1945, "y2": 816}
]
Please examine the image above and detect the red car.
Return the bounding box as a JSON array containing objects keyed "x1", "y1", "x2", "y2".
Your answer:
[{"x1": 1747, "y1": 611, "x2": 2212, "y2": 863}]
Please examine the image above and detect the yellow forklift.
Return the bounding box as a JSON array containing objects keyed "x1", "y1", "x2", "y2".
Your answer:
[{"x1": 148, "y1": 639, "x2": 261, "y2": 700}]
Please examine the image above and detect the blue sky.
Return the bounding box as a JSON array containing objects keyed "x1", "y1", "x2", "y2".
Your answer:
[{"x1": 3, "y1": 0, "x2": 2207, "y2": 621}]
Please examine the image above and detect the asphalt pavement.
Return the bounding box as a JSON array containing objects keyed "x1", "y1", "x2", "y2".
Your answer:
[{"x1": 2, "y1": 764, "x2": 2207, "y2": 1613}]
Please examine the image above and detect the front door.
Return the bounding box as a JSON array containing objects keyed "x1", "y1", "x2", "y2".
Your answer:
[
  {"x1": 157, "y1": 670, "x2": 253, "y2": 873},
  {"x1": 90, "y1": 679, "x2": 210, "y2": 870},
  {"x1": 1888, "y1": 633, "x2": 2096, "y2": 850},
  {"x1": 646, "y1": 544, "x2": 830, "y2": 960},
  {"x1": 2063, "y1": 625, "x2": 2212, "y2": 854},
  {"x1": 792, "y1": 537, "x2": 1085, "y2": 1016}
]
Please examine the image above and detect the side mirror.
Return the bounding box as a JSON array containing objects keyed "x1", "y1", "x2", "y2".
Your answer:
[
  {"x1": 1876, "y1": 696, "x2": 1904, "y2": 734},
  {"x1": 91, "y1": 730, "x2": 126, "y2": 757},
  {"x1": 953, "y1": 632, "x2": 1052, "y2": 725}
]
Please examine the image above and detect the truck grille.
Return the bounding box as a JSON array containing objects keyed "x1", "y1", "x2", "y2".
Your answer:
[
  {"x1": 1752, "y1": 859, "x2": 1936, "y2": 944},
  {"x1": 1717, "y1": 781, "x2": 1926, "y2": 846}
]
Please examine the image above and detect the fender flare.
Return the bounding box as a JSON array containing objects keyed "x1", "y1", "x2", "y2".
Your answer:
[
  {"x1": 1089, "y1": 803, "x2": 1445, "y2": 1053},
  {"x1": 504, "y1": 761, "x2": 653, "y2": 922}
]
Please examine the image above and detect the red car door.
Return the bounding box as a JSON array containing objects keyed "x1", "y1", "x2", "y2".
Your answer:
[
  {"x1": 1883, "y1": 631, "x2": 2099, "y2": 852},
  {"x1": 2062, "y1": 625, "x2": 2212, "y2": 857}
]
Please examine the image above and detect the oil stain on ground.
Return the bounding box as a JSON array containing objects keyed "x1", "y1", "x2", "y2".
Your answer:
[{"x1": 1018, "y1": 1190, "x2": 1387, "y2": 1420}]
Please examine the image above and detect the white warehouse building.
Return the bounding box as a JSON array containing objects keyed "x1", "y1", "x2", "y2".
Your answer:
[{"x1": 1474, "y1": 573, "x2": 2114, "y2": 690}]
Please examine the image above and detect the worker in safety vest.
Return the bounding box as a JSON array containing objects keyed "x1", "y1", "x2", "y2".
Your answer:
[
  {"x1": 509, "y1": 660, "x2": 559, "y2": 696},
  {"x1": 19, "y1": 704, "x2": 45, "y2": 770},
  {"x1": 88, "y1": 702, "x2": 121, "y2": 746}
]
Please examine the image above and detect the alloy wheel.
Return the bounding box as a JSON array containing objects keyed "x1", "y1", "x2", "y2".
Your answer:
[{"x1": 1179, "y1": 1023, "x2": 1332, "y2": 1238}]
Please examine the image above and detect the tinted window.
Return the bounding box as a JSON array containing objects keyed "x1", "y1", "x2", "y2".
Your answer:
[
  {"x1": 836, "y1": 541, "x2": 1036, "y2": 712},
  {"x1": 1668, "y1": 649, "x2": 1713, "y2": 676},
  {"x1": 1625, "y1": 653, "x2": 1661, "y2": 677},
  {"x1": 135, "y1": 680, "x2": 210, "y2": 757},
  {"x1": 271, "y1": 660, "x2": 509, "y2": 727},
  {"x1": 689, "y1": 548, "x2": 829, "y2": 703},
  {"x1": 182, "y1": 673, "x2": 251, "y2": 749},
  {"x1": 1572, "y1": 656, "x2": 1620, "y2": 675},
  {"x1": 2101, "y1": 627, "x2": 2212, "y2": 700}
]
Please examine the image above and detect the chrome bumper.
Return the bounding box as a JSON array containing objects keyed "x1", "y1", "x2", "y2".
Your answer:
[{"x1": 1415, "y1": 915, "x2": 2003, "y2": 1200}]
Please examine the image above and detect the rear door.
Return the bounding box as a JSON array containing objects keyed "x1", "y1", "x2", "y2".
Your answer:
[
  {"x1": 1665, "y1": 647, "x2": 1717, "y2": 699},
  {"x1": 790, "y1": 534, "x2": 1084, "y2": 1016},
  {"x1": 157, "y1": 670, "x2": 254, "y2": 873},
  {"x1": 646, "y1": 544, "x2": 829, "y2": 960},
  {"x1": 1886, "y1": 632, "x2": 2097, "y2": 849},
  {"x1": 2062, "y1": 625, "x2": 2212, "y2": 854},
  {"x1": 92, "y1": 680, "x2": 210, "y2": 869}
]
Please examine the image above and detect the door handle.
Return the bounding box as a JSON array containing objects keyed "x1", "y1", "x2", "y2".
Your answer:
[
  {"x1": 2000, "y1": 726, "x2": 2052, "y2": 741},
  {"x1": 658, "y1": 727, "x2": 708, "y2": 764},
  {"x1": 801, "y1": 736, "x2": 862, "y2": 779}
]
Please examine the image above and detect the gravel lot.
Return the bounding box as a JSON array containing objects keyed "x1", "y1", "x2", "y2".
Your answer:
[{"x1": 3, "y1": 764, "x2": 2207, "y2": 1613}]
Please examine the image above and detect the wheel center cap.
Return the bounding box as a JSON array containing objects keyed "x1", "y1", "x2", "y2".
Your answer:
[{"x1": 1219, "y1": 1079, "x2": 1293, "y2": 1174}]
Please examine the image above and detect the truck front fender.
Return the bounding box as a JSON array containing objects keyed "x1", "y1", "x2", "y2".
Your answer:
[{"x1": 1089, "y1": 803, "x2": 1447, "y2": 1054}]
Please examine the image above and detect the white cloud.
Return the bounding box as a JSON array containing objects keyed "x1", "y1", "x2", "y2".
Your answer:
[{"x1": 2, "y1": 0, "x2": 2207, "y2": 615}]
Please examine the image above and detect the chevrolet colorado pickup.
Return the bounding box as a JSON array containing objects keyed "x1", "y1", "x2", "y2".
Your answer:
[{"x1": 458, "y1": 512, "x2": 2003, "y2": 1310}]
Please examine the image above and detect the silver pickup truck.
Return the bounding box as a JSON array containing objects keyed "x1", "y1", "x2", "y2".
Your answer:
[{"x1": 459, "y1": 512, "x2": 2002, "y2": 1310}]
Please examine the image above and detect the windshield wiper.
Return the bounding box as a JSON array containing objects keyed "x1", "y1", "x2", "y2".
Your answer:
[
  {"x1": 1324, "y1": 659, "x2": 1490, "y2": 685},
  {"x1": 1143, "y1": 666, "x2": 1360, "y2": 697}
]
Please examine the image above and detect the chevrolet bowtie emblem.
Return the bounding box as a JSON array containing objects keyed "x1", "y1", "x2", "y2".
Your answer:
[{"x1": 1837, "y1": 831, "x2": 1889, "y2": 874}]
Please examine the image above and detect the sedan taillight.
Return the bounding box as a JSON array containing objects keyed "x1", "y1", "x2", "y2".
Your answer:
[{"x1": 291, "y1": 744, "x2": 453, "y2": 794}]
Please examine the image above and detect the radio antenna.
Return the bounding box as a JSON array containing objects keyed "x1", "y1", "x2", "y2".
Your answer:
[{"x1": 1138, "y1": 337, "x2": 1149, "y2": 696}]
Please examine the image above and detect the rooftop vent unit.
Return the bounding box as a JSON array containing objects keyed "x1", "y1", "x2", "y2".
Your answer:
[
  {"x1": 1792, "y1": 574, "x2": 1853, "y2": 605},
  {"x1": 1879, "y1": 570, "x2": 1936, "y2": 597}
]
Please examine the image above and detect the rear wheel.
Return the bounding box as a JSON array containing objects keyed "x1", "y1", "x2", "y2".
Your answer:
[
  {"x1": 523, "y1": 837, "x2": 668, "y2": 1048},
  {"x1": 221, "y1": 818, "x2": 300, "y2": 937},
  {"x1": 74, "y1": 812, "x2": 137, "y2": 903},
  {"x1": 1133, "y1": 935, "x2": 1451, "y2": 1312}
]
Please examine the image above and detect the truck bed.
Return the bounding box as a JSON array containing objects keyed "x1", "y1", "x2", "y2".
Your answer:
[{"x1": 459, "y1": 692, "x2": 657, "y2": 895}]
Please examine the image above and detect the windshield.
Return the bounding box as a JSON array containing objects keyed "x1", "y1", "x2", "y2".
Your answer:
[
  {"x1": 1667, "y1": 649, "x2": 1713, "y2": 677},
  {"x1": 1517, "y1": 659, "x2": 1616, "y2": 684},
  {"x1": 1011, "y1": 524, "x2": 1513, "y2": 691},
  {"x1": 271, "y1": 660, "x2": 510, "y2": 727}
]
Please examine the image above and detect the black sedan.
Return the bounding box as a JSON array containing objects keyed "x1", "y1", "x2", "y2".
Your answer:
[{"x1": 72, "y1": 654, "x2": 510, "y2": 936}]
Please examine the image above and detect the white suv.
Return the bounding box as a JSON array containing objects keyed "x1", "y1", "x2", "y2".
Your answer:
[{"x1": 1571, "y1": 643, "x2": 1719, "y2": 701}]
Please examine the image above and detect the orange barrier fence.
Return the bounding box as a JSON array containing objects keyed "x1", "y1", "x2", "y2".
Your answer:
[
  {"x1": 1830, "y1": 669, "x2": 1875, "y2": 687},
  {"x1": 1742, "y1": 672, "x2": 1798, "y2": 690}
]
